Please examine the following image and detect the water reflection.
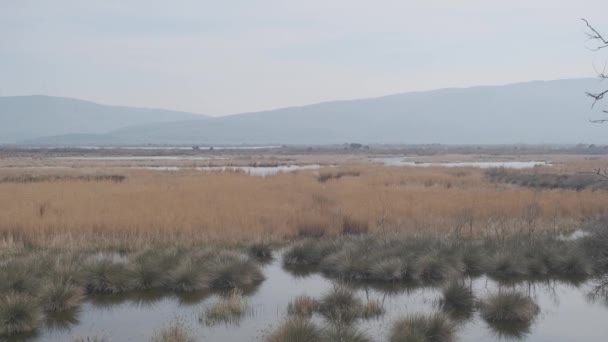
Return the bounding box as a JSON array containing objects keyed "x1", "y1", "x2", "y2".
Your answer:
[
  {"x1": 9, "y1": 256, "x2": 608, "y2": 341},
  {"x1": 44, "y1": 308, "x2": 81, "y2": 332}
]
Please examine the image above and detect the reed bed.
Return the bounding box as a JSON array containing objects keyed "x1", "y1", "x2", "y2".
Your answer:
[{"x1": 1, "y1": 165, "x2": 607, "y2": 242}]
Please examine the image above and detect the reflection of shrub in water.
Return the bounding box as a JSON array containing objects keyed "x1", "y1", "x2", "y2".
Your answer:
[
  {"x1": 44, "y1": 307, "x2": 80, "y2": 332},
  {"x1": 361, "y1": 299, "x2": 385, "y2": 319},
  {"x1": 71, "y1": 336, "x2": 109, "y2": 342},
  {"x1": 390, "y1": 313, "x2": 456, "y2": 342},
  {"x1": 287, "y1": 295, "x2": 319, "y2": 317},
  {"x1": 151, "y1": 319, "x2": 195, "y2": 342},
  {"x1": 202, "y1": 289, "x2": 251, "y2": 326}
]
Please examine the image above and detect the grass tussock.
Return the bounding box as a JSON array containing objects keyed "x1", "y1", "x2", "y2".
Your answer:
[
  {"x1": 266, "y1": 317, "x2": 324, "y2": 342},
  {"x1": 479, "y1": 291, "x2": 540, "y2": 323},
  {"x1": 81, "y1": 260, "x2": 133, "y2": 294},
  {"x1": 390, "y1": 313, "x2": 456, "y2": 342},
  {"x1": 324, "y1": 326, "x2": 372, "y2": 342},
  {"x1": 0, "y1": 293, "x2": 42, "y2": 336},
  {"x1": 206, "y1": 252, "x2": 265, "y2": 290},
  {"x1": 283, "y1": 234, "x2": 598, "y2": 285},
  {"x1": 202, "y1": 289, "x2": 250, "y2": 326},
  {"x1": 440, "y1": 282, "x2": 475, "y2": 319},
  {"x1": 39, "y1": 281, "x2": 84, "y2": 313},
  {"x1": 151, "y1": 319, "x2": 195, "y2": 342}
]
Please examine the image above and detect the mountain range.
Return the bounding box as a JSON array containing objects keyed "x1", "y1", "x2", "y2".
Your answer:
[{"x1": 1, "y1": 78, "x2": 607, "y2": 145}]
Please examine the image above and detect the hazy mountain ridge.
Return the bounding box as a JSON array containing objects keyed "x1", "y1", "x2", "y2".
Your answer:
[
  {"x1": 0, "y1": 95, "x2": 207, "y2": 143},
  {"x1": 6, "y1": 79, "x2": 608, "y2": 145}
]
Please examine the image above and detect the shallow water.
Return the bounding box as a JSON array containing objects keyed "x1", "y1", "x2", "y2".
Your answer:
[
  {"x1": 14, "y1": 146, "x2": 283, "y2": 151},
  {"x1": 55, "y1": 156, "x2": 223, "y2": 161},
  {"x1": 17, "y1": 255, "x2": 608, "y2": 342},
  {"x1": 137, "y1": 164, "x2": 322, "y2": 176},
  {"x1": 377, "y1": 157, "x2": 548, "y2": 169}
]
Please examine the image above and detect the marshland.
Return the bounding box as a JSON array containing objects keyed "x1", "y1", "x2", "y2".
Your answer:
[{"x1": 0, "y1": 147, "x2": 607, "y2": 341}]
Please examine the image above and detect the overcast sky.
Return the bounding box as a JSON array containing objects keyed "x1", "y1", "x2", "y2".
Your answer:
[{"x1": 1, "y1": 1, "x2": 607, "y2": 116}]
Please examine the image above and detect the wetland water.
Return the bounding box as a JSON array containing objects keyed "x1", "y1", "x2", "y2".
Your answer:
[
  {"x1": 377, "y1": 157, "x2": 549, "y2": 169},
  {"x1": 20, "y1": 254, "x2": 608, "y2": 342}
]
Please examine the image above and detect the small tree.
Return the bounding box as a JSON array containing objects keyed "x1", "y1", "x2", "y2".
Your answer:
[
  {"x1": 582, "y1": 19, "x2": 608, "y2": 122},
  {"x1": 582, "y1": 19, "x2": 608, "y2": 181}
]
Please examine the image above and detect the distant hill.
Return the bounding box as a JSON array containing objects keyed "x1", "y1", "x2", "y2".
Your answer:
[
  {"x1": 9, "y1": 79, "x2": 608, "y2": 145},
  {"x1": 0, "y1": 95, "x2": 207, "y2": 143}
]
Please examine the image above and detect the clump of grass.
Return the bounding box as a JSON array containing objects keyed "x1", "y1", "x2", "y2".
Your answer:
[
  {"x1": 0, "y1": 262, "x2": 40, "y2": 295},
  {"x1": 489, "y1": 254, "x2": 528, "y2": 279},
  {"x1": 369, "y1": 257, "x2": 404, "y2": 282},
  {"x1": 39, "y1": 281, "x2": 84, "y2": 313},
  {"x1": 130, "y1": 259, "x2": 166, "y2": 290},
  {"x1": 479, "y1": 291, "x2": 539, "y2": 323},
  {"x1": 324, "y1": 326, "x2": 372, "y2": 342},
  {"x1": 81, "y1": 260, "x2": 133, "y2": 294},
  {"x1": 284, "y1": 239, "x2": 340, "y2": 266},
  {"x1": 390, "y1": 313, "x2": 456, "y2": 342},
  {"x1": 151, "y1": 319, "x2": 195, "y2": 342},
  {"x1": 206, "y1": 253, "x2": 265, "y2": 290},
  {"x1": 546, "y1": 247, "x2": 593, "y2": 277},
  {"x1": 321, "y1": 249, "x2": 369, "y2": 280},
  {"x1": 440, "y1": 282, "x2": 475, "y2": 319},
  {"x1": 361, "y1": 299, "x2": 385, "y2": 319},
  {"x1": 202, "y1": 289, "x2": 250, "y2": 326},
  {"x1": 287, "y1": 295, "x2": 319, "y2": 317},
  {"x1": 0, "y1": 293, "x2": 42, "y2": 336},
  {"x1": 317, "y1": 287, "x2": 363, "y2": 324},
  {"x1": 461, "y1": 247, "x2": 490, "y2": 276},
  {"x1": 415, "y1": 254, "x2": 460, "y2": 284},
  {"x1": 165, "y1": 257, "x2": 209, "y2": 292},
  {"x1": 266, "y1": 317, "x2": 323, "y2": 342}
]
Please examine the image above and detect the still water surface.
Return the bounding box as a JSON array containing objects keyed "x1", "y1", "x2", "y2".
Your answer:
[{"x1": 20, "y1": 254, "x2": 608, "y2": 342}]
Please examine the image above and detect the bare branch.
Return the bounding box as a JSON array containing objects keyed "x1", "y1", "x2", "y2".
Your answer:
[
  {"x1": 592, "y1": 62, "x2": 608, "y2": 79},
  {"x1": 582, "y1": 18, "x2": 608, "y2": 50},
  {"x1": 586, "y1": 89, "x2": 608, "y2": 108}
]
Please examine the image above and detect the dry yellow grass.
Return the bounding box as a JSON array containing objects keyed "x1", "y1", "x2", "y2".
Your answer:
[{"x1": 0, "y1": 164, "x2": 606, "y2": 242}]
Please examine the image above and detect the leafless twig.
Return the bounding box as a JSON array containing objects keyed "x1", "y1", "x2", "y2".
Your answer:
[{"x1": 582, "y1": 18, "x2": 608, "y2": 50}]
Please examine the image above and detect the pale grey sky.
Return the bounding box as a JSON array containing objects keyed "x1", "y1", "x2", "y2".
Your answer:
[{"x1": 1, "y1": 0, "x2": 607, "y2": 116}]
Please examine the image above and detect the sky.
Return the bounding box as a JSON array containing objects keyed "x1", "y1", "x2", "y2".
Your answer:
[{"x1": 1, "y1": 0, "x2": 608, "y2": 116}]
